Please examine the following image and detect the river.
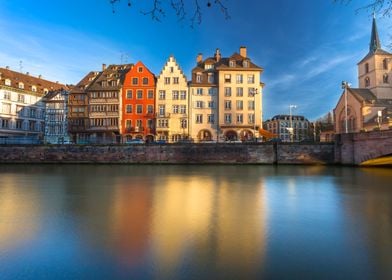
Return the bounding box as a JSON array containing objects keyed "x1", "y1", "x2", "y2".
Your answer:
[{"x1": 0, "y1": 165, "x2": 391, "y2": 279}]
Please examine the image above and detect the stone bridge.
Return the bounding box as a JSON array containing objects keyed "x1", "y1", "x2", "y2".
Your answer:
[{"x1": 335, "y1": 129, "x2": 392, "y2": 165}]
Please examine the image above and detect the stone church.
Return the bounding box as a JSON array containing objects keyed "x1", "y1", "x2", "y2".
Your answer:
[{"x1": 334, "y1": 16, "x2": 392, "y2": 134}]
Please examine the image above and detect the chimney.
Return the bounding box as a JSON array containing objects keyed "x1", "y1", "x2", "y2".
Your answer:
[
  {"x1": 240, "y1": 46, "x2": 247, "y2": 58},
  {"x1": 26, "y1": 72, "x2": 29, "y2": 75},
  {"x1": 197, "y1": 53, "x2": 203, "y2": 63},
  {"x1": 215, "y1": 48, "x2": 221, "y2": 62},
  {"x1": 6, "y1": 66, "x2": 10, "y2": 70},
  {"x1": 102, "y1": 63, "x2": 107, "y2": 71},
  {"x1": 38, "y1": 75, "x2": 42, "y2": 79}
]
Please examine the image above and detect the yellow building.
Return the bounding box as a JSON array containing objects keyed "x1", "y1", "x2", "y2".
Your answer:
[
  {"x1": 334, "y1": 16, "x2": 392, "y2": 134},
  {"x1": 156, "y1": 56, "x2": 189, "y2": 142},
  {"x1": 189, "y1": 47, "x2": 264, "y2": 142}
]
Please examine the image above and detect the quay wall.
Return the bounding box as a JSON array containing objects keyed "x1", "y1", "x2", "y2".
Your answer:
[{"x1": 0, "y1": 143, "x2": 335, "y2": 165}]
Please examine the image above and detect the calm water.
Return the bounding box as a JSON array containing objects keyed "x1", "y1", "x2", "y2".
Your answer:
[{"x1": 0, "y1": 165, "x2": 391, "y2": 280}]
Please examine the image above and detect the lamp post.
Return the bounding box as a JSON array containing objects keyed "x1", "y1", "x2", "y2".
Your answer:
[
  {"x1": 289, "y1": 104, "x2": 296, "y2": 142},
  {"x1": 341, "y1": 81, "x2": 351, "y2": 133},
  {"x1": 377, "y1": 110, "x2": 382, "y2": 129}
]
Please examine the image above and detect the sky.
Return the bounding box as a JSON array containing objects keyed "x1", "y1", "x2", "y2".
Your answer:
[{"x1": 0, "y1": 0, "x2": 391, "y2": 120}]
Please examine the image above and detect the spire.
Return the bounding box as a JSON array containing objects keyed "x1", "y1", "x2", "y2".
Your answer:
[{"x1": 369, "y1": 14, "x2": 381, "y2": 53}]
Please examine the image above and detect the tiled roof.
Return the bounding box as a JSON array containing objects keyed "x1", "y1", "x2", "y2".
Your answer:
[
  {"x1": 87, "y1": 64, "x2": 132, "y2": 91},
  {"x1": 0, "y1": 67, "x2": 67, "y2": 96},
  {"x1": 70, "y1": 71, "x2": 100, "y2": 94},
  {"x1": 348, "y1": 88, "x2": 377, "y2": 103}
]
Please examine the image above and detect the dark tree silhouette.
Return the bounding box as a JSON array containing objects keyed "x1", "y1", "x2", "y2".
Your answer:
[
  {"x1": 110, "y1": 0, "x2": 230, "y2": 27},
  {"x1": 335, "y1": 0, "x2": 392, "y2": 16}
]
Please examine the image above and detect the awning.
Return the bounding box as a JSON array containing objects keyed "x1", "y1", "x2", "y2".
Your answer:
[{"x1": 258, "y1": 129, "x2": 278, "y2": 139}]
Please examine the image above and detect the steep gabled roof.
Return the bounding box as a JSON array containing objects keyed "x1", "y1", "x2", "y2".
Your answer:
[{"x1": 87, "y1": 64, "x2": 132, "y2": 91}]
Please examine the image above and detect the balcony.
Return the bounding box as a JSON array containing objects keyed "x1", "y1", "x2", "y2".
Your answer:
[
  {"x1": 125, "y1": 127, "x2": 144, "y2": 133},
  {"x1": 89, "y1": 112, "x2": 119, "y2": 118},
  {"x1": 89, "y1": 98, "x2": 119, "y2": 104}
]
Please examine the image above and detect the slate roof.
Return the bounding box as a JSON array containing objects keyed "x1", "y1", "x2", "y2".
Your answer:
[{"x1": 87, "y1": 64, "x2": 132, "y2": 91}]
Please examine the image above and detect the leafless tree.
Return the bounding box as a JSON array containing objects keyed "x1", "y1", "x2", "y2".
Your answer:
[
  {"x1": 335, "y1": 0, "x2": 392, "y2": 16},
  {"x1": 110, "y1": 0, "x2": 230, "y2": 27}
]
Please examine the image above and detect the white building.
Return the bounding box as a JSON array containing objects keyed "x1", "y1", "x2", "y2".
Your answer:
[{"x1": 0, "y1": 67, "x2": 66, "y2": 144}]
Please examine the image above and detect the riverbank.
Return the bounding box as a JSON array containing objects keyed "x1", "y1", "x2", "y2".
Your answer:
[{"x1": 0, "y1": 143, "x2": 335, "y2": 165}]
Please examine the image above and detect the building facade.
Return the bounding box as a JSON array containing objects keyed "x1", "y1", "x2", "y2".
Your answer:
[
  {"x1": 334, "y1": 16, "x2": 392, "y2": 134},
  {"x1": 43, "y1": 89, "x2": 71, "y2": 144},
  {"x1": 264, "y1": 115, "x2": 310, "y2": 142},
  {"x1": 121, "y1": 61, "x2": 155, "y2": 142},
  {"x1": 0, "y1": 67, "x2": 66, "y2": 144},
  {"x1": 156, "y1": 56, "x2": 189, "y2": 142},
  {"x1": 189, "y1": 47, "x2": 263, "y2": 142}
]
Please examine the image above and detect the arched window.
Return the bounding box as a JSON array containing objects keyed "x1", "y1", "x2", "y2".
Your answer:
[
  {"x1": 365, "y1": 77, "x2": 370, "y2": 87},
  {"x1": 18, "y1": 82, "x2": 24, "y2": 89},
  {"x1": 383, "y1": 73, "x2": 389, "y2": 84},
  {"x1": 383, "y1": 58, "x2": 388, "y2": 70},
  {"x1": 365, "y1": 63, "x2": 369, "y2": 73}
]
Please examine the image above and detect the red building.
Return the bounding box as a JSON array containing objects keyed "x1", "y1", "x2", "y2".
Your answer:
[{"x1": 121, "y1": 61, "x2": 156, "y2": 142}]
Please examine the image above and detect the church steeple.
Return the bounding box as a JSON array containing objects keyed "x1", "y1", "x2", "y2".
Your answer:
[{"x1": 369, "y1": 14, "x2": 381, "y2": 53}]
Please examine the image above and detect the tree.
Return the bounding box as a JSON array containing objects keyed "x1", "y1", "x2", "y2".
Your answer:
[
  {"x1": 109, "y1": 0, "x2": 230, "y2": 27},
  {"x1": 335, "y1": 0, "x2": 392, "y2": 16}
]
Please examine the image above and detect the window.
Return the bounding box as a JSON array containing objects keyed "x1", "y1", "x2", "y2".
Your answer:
[
  {"x1": 30, "y1": 108, "x2": 36, "y2": 118},
  {"x1": 224, "y1": 87, "x2": 231, "y2": 97},
  {"x1": 126, "y1": 105, "x2": 132, "y2": 113},
  {"x1": 147, "y1": 90, "x2": 154, "y2": 99},
  {"x1": 5, "y1": 79, "x2": 11, "y2": 86},
  {"x1": 196, "y1": 88, "x2": 203, "y2": 95},
  {"x1": 158, "y1": 119, "x2": 168, "y2": 128},
  {"x1": 136, "y1": 105, "x2": 143, "y2": 114},
  {"x1": 224, "y1": 113, "x2": 232, "y2": 124},
  {"x1": 365, "y1": 63, "x2": 369, "y2": 73},
  {"x1": 236, "y1": 74, "x2": 243, "y2": 84},
  {"x1": 180, "y1": 91, "x2": 187, "y2": 100},
  {"x1": 229, "y1": 60, "x2": 235, "y2": 67},
  {"x1": 236, "y1": 100, "x2": 243, "y2": 110},
  {"x1": 142, "y1": 77, "x2": 148, "y2": 85},
  {"x1": 126, "y1": 90, "x2": 133, "y2": 99},
  {"x1": 248, "y1": 100, "x2": 255, "y2": 110},
  {"x1": 101, "y1": 81, "x2": 107, "y2": 87},
  {"x1": 16, "y1": 119, "x2": 23, "y2": 129},
  {"x1": 236, "y1": 87, "x2": 243, "y2": 97},
  {"x1": 180, "y1": 119, "x2": 187, "y2": 128},
  {"x1": 173, "y1": 105, "x2": 179, "y2": 114},
  {"x1": 196, "y1": 73, "x2": 202, "y2": 83},
  {"x1": 3, "y1": 91, "x2": 11, "y2": 100},
  {"x1": 208, "y1": 88, "x2": 216, "y2": 95},
  {"x1": 29, "y1": 120, "x2": 36, "y2": 131},
  {"x1": 126, "y1": 120, "x2": 132, "y2": 128},
  {"x1": 31, "y1": 85, "x2": 37, "y2": 92},
  {"x1": 383, "y1": 74, "x2": 389, "y2": 84},
  {"x1": 224, "y1": 100, "x2": 231, "y2": 110},
  {"x1": 1, "y1": 119, "x2": 10, "y2": 128},
  {"x1": 132, "y1": 77, "x2": 138, "y2": 85},
  {"x1": 159, "y1": 90, "x2": 166, "y2": 100},
  {"x1": 247, "y1": 74, "x2": 255, "y2": 84},
  {"x1": 138, "y1": 67, "x2": 143, "y2": 73},
  {"x1": 2, "y1": 103, "x2": 11, "y2": 114},
  {"x1": 172, "y1": 91, "x2": 179, "y2": 100},
  {"x1": 365, "y1": 77, "x2": 370, "y2": 87},
  {"x1": 208, "y1": 73, "x2": 214, "y2": 83},
  {"x1": 179, "y1": 105, "x2": 186, "y2": 114},
  {"x1": 164, "y1": 77, "x2": 170, "y2": 84},
  {"x1": 383, "y1": 59, "x2": 388, "y2": 70},
  {"x1": 248, "y1": 114, "x2": 255, "y2": 124},
  {"x1": 137, "y1": 90, "x2": 143, "y2": 99},
  {"x1": 170, "y1": 67, "x2": 174, "y2": 73},
  {"x1": 196, "y1": 101, "x2": 204, "y2": 108},
  {"x1": 207, "y1": 114, "x2": 215, "y2": 124},
  {"x1": 136, "y1": 119, "x2": 142, "y2": 128},
  {"x1": 243, "y1": 60, "x2": 249, "y2": 67},
  {"x1": 110, "y1": 80, "x2": 117, "y2": 87},
  {"x1": 208, "y1": 101, "x2": 215, "y2": 108},
  {"x1": 196, "y1": 114, "x2": 203, "y2": 124},
  {"x1": 173, "y1": 77, "x2": 179, "y2": 84},
  {"x1": 248, "y1": 88, "x2": 256, "y2": 97},
  {"x1": 147, "y1": 119, "x2": 153, "y2": 128},
  {"x1": 147, "y1": 105, "x2": 154, "y2": 114},
  {"x1": 159, "y1": 105, "x2": 165, "y2": 116},
  {"x1": 18, "y1": 82, "x2": 24, "y2": 89},
  {"x1": 224, "y1": 74, "x2": 231, "y2": 83},
  {"x1": 236, "y1": 114, "x2": 243, "y2": 124}
]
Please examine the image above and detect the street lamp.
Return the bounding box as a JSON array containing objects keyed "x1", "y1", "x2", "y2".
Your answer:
[
  {"x1": 341, "y1": 81, "x2": 351, "y2": 133},
  {"x1": 289, "y1": 104, "x2": 296, "y2": 142},
  {"x1": 377, "y1": 110, "x2": 382, "y2": 129}
]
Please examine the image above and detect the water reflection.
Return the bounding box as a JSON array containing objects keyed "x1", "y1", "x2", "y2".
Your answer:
[{"x1": 0, "y1": 165, "x2": 391, "y2": 279}]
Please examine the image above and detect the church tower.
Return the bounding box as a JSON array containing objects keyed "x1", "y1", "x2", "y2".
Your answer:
[{"x1": 357, "y1": 15, "x2": 392, "y2": 99}]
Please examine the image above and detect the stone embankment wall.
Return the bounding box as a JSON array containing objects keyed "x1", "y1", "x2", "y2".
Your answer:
[{"x1": 0, "y1": 143, "x2": 335, "y2": 165}]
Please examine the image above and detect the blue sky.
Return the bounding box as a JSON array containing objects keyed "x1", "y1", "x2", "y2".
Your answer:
[{"x1": 0, "y1": 0, "x2": 390, "y2": 120}]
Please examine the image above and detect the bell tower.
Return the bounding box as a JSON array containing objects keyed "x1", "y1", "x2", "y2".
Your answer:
[{"x1": 357, "y1": 15, "x2": 392, "y2": 99}]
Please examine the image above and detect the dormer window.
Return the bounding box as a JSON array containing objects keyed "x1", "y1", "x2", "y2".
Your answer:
[
  {"x1": 243, "y1": 60, "x2": 249, "y2": 67},
  {"x1": 383, "y1": 59, "x2": 388, "y2": 70},
  {"x1": 229, "y1": 60, "x2": 235, "y2": 67},
  {"x1": 196, "y1": 73, "x2": 202, "y2": 83},
  {"x1": 31, "y1": 85, "x2": 37, "y2": 92},
  {"x1": 18, "y1": 82, "x2": 24, "y2": 89},
  {"x1": 365, "y1": 63, "x2": 369, "y2": 73},
  {"x1": 44, "y1": 88, "x2": 49, "y2": 94},
  {"x1": 205, "y1": 64, "x2": 213, "y2": 70},
  {"x1": 5, "y1": 79, "x2": 11, "y2": 86},
  {"x1": 110, "y1": 80, "x2": 117, "y2": 87},
  {"x1": 365, "y1": 77, "x2": 370, "y2": 87}
]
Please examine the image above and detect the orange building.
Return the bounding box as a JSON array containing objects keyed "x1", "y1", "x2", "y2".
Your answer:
[{"x1": 121, "y1": 61, "x2": 156, "y2": 142}]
